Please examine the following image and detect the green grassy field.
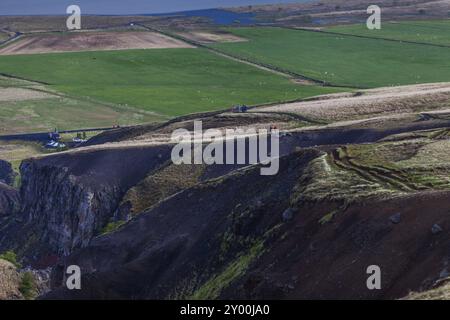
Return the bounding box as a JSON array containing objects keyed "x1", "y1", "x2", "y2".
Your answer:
[
  {"x1": 211, "y1": 27, "x2": 450, "y2": 88},
  {"x1": 0, "y1": 72, "x2": 166, "y2": 134},
  {"x1": 0, "y1": 48, "x2": 343, "y2": 117},
  {"x1": 0, "y1": 76, "x2": 33, "y2": 88},
  {"x1": 0, "y1": 96, "x2": 161, "y2": 134},
  {"x1": 325, "y1": 20, "x2": 450, "y2": 46}
]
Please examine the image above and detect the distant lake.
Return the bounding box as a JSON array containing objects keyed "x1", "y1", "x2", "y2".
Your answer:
[
  {"x1": 0, "y1": 1, "x2": 313, "y2": 16},
  {"x1": 147, "y1": 8, "x2": 256, "y2": 25}
]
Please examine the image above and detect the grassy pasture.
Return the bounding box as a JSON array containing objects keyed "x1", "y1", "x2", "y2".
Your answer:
[
  {"x1": 0, "y1": 76, "x2": 33, "y2": 88},
  {"x1": 325, "y1": 20, "x2": 450, "y2": 46},
  {"x1": 0, "y1": 96, "x2": 161, "y2": 134},
  {"x1": 0, "y1": 48, "x2": 343, "y2": 117},
  {"x1": 0, "y1": 74, "x2": 163, "y2": 134},
  {"x1": 211, "y1": 27, "x2": 450, "y2": 88}
]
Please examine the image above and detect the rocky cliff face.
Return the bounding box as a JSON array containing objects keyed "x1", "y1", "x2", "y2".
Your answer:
[
  {"x1": 19, "y1": 161, "x2": 123, "y2": 256},
  {"x1": 0, "y1": 145, "x2": 173, "y2": 264},
  {"x1": 0, "y1": 159, "x2": 15, "y2": 186},
  {"x1": 43, "y1": 150, "x2": 322, "y2": 299},
  {"x1": 44, "y1": 162, "x2": 450, "y2": 299},
  {"x1": 0, "y1": 182, "x2": 19, "y2": 217}
]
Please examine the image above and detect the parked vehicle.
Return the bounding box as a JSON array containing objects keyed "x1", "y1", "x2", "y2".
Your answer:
[
  {"x1": 231, "y1": 104, "x2": 249, "y2": 113},
  {"x1": 45, "y1": 140, "x2": 66, "y2": 149}
]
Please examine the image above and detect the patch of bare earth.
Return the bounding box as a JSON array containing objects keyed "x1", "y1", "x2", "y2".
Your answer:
[
  {"x1": 0, "y1": 31, "x2": 194, "y2": 55},
  {"x1": 177, "y1": 31, "x2": 247, "y2": 43},
  {"x1": 0, "y1": 88, "x2": 51, "y2": 102}
]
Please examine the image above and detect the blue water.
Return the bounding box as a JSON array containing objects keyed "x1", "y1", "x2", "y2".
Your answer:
[
  {"x1": 148, "y1": 8, "x2": 256, "y2": 25},
  {"x1": 0, "y1": 1, "x2": 310, "y2": 16},
  {"x1": 180, "y1": 9, "x2": 256, "y2": 25}
]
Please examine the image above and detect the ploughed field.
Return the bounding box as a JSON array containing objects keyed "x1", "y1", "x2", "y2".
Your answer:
[{"x1": 0, "y1": 31, "x2": 194, "y2": 55}]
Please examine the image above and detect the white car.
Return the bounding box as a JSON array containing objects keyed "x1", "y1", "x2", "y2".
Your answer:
[
  {"x1": 45, "y1": 141, "x2": 66, "y2": 149},
  {"x1": 72, "y1": 137, "x2": 87, "y2": 144},
  {"x1": 45, "y1": 140, "x2": 58, "y2": 148}
]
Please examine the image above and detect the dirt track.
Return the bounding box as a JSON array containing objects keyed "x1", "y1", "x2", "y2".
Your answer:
[{"x1": 0, "y1": 31, "x2": 194, "y2": 55}]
